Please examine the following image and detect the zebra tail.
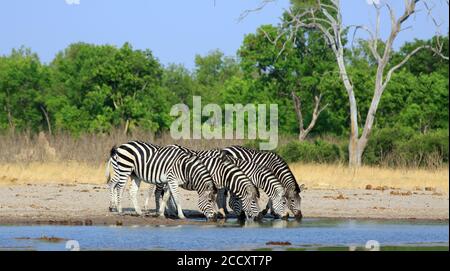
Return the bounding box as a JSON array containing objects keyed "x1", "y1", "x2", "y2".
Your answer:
[
  {"x1": 105, "y1": 158, "x2": 112, "y2": 184},
  {"x1": 105, "y1": 145, "x2": 118, "y2": 184}
]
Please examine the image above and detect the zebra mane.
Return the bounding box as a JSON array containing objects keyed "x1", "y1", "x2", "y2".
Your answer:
[{"x1": 110, "y1": 145, "x2": 117, "y2": 158}]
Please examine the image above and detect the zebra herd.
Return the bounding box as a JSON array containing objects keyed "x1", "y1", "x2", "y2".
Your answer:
[{"x1": 105, "y1": 141, "x2": 304, "y2": 221}]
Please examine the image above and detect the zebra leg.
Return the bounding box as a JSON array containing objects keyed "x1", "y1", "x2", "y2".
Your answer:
[
  {"x1": 261, "y1": 199, "x2": 272, "y2": 216},
  {"x1": 216, "y1": 188, "x2": 227, "y2": 218},
  {"x1": 166, "y1": 194, "x2": 179, "y2": 218},
  {"x1": 229, "y1": 194, "x2": 245, "y2": 220},
  {"x1": 223, "y1": 189, "x2": 229, "y2": 214},
  {"x1": 156, "y1": 190, "x2": 170, "y2": 220},
  {"x1": 109, "y1": 181, "x2": 117, "y2": 212},
  {"x1": 166, "y1": 180, "x2": 185, "y2": 219},
  {"x1": 154, "y1": 184, "x2": 166, "y2": 217},
  {"x1": 129, "y1": 176, "x2": 143, "y2": 216},
  {"x1": 143, "y1": 184, "x2": 155, "y2": 211},
  {"x1": 116, "y1": 183, "x2": 126, "y2": 214}
]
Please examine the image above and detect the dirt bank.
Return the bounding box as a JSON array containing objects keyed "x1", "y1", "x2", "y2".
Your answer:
[{"x1": 0, "y1": 183, "x2": 448, "y2": 225}]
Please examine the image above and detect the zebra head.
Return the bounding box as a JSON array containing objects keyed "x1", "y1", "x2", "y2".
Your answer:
[
  {"x1": 286, "y1": 184, "x2": 305, "y2": 219},
  {"x1": 240, "y1": 184, "x2": 262, "y2": 221},
  {"x1": 182, "y1": 154, "x2": 219, "y2": 220},
  {"x1": 196, "y1": 182, "x2": 219, "y2": 221},
  {"x1": 270, "y1": 187, "x2": 289, "y2": 220}
]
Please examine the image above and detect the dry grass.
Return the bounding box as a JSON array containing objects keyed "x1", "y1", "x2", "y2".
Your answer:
[
  {"x1": 291, "y1": 163, "x2": 449, "y2": 192},
  {"x1": 0, "y1": 130, "x2": 447, "y2": 192},
  {"x1": 1, "y1": 161, "x2": 448, "y2": 194},
  {"x1": 0, "y1": 162, "x2": 106, "y2": 186},
  {"x1": 0, "y1": 130, "x2": 248, "y2": 164}
]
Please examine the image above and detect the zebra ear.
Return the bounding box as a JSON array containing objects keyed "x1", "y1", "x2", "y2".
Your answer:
[
  {"x1": 208, "y1": 182, "x2": 218, "y2": 194},
  {"x1": 298, "y1": 184, "x2": 306, "y2": 192},
  {"x1": 219, "y1": 150, "x2": 231, "y2": 163},
  {"x1": 186, "y1": 153, "x2": 197, "y2": 161}
]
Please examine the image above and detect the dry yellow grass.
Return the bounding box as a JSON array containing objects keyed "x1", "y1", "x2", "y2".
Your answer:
[
  {"x1": 0, "y1": 162, "x2": 106, "y2": 186},
  {"x1": 291, "y1": 163, "x2": 449, "y2": 192},
  {"x1": 0, "y1": 162, "x2": 448, "y2": 193}
]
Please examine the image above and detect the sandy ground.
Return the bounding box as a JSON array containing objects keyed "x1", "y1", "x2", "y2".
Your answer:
[{"x1": 0, "y1": 183, "x2": 448, "y2": 226}]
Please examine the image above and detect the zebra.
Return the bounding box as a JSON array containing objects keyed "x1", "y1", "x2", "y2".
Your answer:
[
  {"x1": 223, "y1": 145, "x2": 304, "y2": 219},
  {"x1": 105, "y1": 141, "x2": 218, "y2": 220},
  {"x1": 151, "y1": 145, "x2": 262, "y2": 221},
  {"x1": 183, "y1": 148, "x2": 289, "y2": 219}
]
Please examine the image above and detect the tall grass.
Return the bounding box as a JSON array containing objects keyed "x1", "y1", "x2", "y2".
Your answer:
[
  {"x1": 0, "y1": 129, "x2": 249, "y2": 165},
  {"x1": 0, "y1": 129, "x2": 448, "y2": 191}
]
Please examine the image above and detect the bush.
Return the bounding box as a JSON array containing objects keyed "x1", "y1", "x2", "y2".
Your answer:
[
  {"x1": 364, "y1": 127, "x2": 448, "y2": 168},
  {"x1": 276, "y1": 139, "x2": 342, "y2": 163},
  {"x1": 275, "y1": 128, "x2": 448, "y2": 168},
  {"x1": 396, "y1": 129, "x2": 449, "y2": 168},
  {"x1": 363, "y1": 127, "x2": 415, "y2": 165}
]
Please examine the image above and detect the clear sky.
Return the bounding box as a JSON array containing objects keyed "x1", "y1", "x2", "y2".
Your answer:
[{"x1": 0, "y1": 0, "x2": 448, "y2": 69}]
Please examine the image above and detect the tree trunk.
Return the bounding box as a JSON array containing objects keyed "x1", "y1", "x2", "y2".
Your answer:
[
  {"x1": 291, "y1": 91, "x2": 326, "y2": 142},
  {"x1": 40, "y1": 105, "x2": 52, "y2": 136},
  {"x1": 334, "y1": 48, "x2": 363, "y2": 167},
  {"x1": 348, "y1": 138, "x2": 362, "y2": 167},
  {"x1": 291, "y1": 91, "x2": 305, "y2": 141},
  {"x1": 6, "y1": 106, "x2": 14, "y2": 134},
  {"x1": 124, "y1": 119, "x2": 130, "y2": 135}
]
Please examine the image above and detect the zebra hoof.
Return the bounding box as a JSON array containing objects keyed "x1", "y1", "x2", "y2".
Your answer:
[
  {"x1": 135, "y1": 210, "x2": 143, "y2": 216},
  {"x1": 218, "y1": 208, "x2": 226, "y2": 219},
  {"x1": 109, "y1": 207, "x2": 116, "y2": 212}
]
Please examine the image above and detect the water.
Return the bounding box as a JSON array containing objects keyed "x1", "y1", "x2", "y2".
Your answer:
[{"x1": 0, "y1": 218, "x2": 448, "y2": 251}]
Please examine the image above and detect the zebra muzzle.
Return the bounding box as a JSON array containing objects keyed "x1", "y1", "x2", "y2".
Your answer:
[{"x1": 294, "y1": 211, "x2": 303, "y2": 220}]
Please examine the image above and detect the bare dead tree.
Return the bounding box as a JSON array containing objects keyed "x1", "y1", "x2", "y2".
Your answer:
[
  {"x1": 292, "y1": 91, "x2": 328, "y2": 141},
  {"x1": 244, "y1": 0, "x2": 449, "y2": 166}
]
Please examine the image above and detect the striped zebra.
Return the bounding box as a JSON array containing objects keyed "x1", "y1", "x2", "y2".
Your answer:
[
  {"x1": 189, "y1": 149, "x2": 289, "y2": 219},
  {"x1": 223, "y1": 145, "x2": 304, "y2": 219},
  {"x1": 152, "y1": 145, "x2": 262, "y2": 220},
  {"x1": 105, "y1": 141, "x2": 218, "y2": 220}
]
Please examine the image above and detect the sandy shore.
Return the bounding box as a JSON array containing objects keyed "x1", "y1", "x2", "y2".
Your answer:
[{"x1": 0, "y1": 183, "x2": 448, "y2": 226}]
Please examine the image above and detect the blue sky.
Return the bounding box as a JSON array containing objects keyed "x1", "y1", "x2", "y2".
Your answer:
[{"x1": 0, "y1": 0, "x2": 448, "y2": 69}]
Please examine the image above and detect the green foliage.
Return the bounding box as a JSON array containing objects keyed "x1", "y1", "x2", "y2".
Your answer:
[
  {"x1": 46, "y1": 42, "x2": 168, "y2": 135},
  {"x1": 0, "y1": 47, "x2": 50, "y2": 132},
  {"x1": 276, "y1": 139, "x2": 342, "y2": 163},
  {"x1": 396, "y1": 129, "x2": 449, "y2": 167},
  {"x1": 364, "y1": 128, "x2": 448, "y2": 167},
  {"x1": 0, "y1": 29, "x2": 448, "y2": 168}
]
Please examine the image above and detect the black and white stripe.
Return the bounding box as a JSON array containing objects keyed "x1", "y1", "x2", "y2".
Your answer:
[
  {"x1": 105, "y1": 141, "x2": 218, "y2": 219},
  {"x1": 193, "y1": 149, "x2": 289, "y2": 219},
  {"x1": 161, "y1": 145, "x2": 262, "y2": 220},
  {"x1": 223, "y1": 145, "x2": 304, "y2": 219}
]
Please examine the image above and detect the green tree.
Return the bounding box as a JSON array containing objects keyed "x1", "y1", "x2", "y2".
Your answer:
[
  {"x1": 0, "y1": 48, "x2": 49, "y2": 133},
  {"x1": 49, "y1": 42, "x2": 169, "y2": 134}
]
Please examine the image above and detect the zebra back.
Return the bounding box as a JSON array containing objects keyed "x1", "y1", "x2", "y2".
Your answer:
[
  {"x1": 223, "y1": 145, "x2": 301, "y2": 193},
  {"x1": 169, "y1": 145, "x2": 257, "y2": 200}
]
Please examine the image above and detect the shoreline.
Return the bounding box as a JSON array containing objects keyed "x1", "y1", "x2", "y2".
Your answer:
[
  {"x1": 0, "y1": 215, "x2": 448, "y2": 227},
  {"x1": 0, "y1": 183, "x2": 448, "y2": 226}
]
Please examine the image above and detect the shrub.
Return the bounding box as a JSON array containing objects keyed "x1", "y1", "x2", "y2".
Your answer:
[
  {"x1": 363, "y1": 127, "x2": 415, "y2": 165},
  {"x1": 363, "y1": 127, "x2": 448, "y2": 168},
  {"x1": 396, "y1": 129, "x2": 449, "y2": 168},
  {"x1": 276, "y1": 139, "x2": 342, "y2": 163}
]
